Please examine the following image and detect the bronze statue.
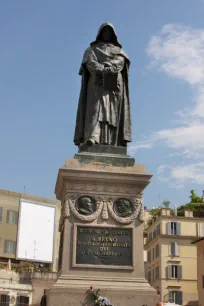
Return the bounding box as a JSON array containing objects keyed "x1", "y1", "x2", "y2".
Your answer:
[{"x1": 74, "y1": 22, "x2": 131, "y2": 147}]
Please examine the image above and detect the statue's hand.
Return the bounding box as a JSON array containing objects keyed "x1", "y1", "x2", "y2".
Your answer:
[
  {"x1": 104, "y1": 62, "x2": 112, "y2": 68},
  {"x1": 104, "y1": 67, "x2": 115, "y2": 74}
]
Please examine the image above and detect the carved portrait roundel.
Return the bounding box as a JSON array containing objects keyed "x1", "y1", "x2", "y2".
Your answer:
[
  {"x1": 113, "y1": 198, "x2": 133, "y2": 218},
  {"x1": 76, "y1": 196, "x2": 96, "y2": 215}
]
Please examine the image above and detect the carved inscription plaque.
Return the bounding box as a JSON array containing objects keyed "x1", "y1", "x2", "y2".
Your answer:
[{"x1": 74, "y1": 225, "x2": 133, "y2": 268}]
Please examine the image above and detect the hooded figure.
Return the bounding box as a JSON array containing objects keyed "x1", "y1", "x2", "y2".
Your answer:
[{"x1": 74, "y1": 22, "x2": 132, "y2": 147}]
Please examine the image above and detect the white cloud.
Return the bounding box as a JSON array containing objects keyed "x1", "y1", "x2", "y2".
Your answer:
[
  {"x1": 128, "y1": 142, "x2": 153, "y2": 153},
  {"x1": 132, "y1": 24, "x2": 204, "y2": 185},
  {"x1": 147, "y1": 24, "x2": 204, "y2": 86},
  {"x1": 158, "y1": 163, "x2": 204, "y2": 186},
  {"x1": 154, "y1": 121, "x2": 204, "y2": 158}
]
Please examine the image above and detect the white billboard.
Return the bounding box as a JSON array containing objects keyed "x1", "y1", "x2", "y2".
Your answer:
[{"x1": 17, "y1": 200, "x2": 56, "y2": 263}]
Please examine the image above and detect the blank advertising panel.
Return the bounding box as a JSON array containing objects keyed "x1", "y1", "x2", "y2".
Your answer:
[{"x1": 17, "y1": 200, "x2": 55, "y2": 262}]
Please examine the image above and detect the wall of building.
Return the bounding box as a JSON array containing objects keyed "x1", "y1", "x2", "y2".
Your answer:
[
  {"x1": 31, "y1": 273, "x2": 57, "y2": 306},
  {"x1": 0, "y1": 192, "x2": 19, "y2": 259},
  {"x1": 196, "y1": 239, "x2": 204, "y2": 306},
  {"x1": 0, "y1": 269, "x2": 32, "y2": 305},
  {"x1": 0, "y1": 270, "x2": 58, "y2": 306},
  {"x1": 0, "y1": 189, "x2": 61, "y2": 272},
  {"x1": 145, "y1": 211, "x2": 201, "y2": 306}
]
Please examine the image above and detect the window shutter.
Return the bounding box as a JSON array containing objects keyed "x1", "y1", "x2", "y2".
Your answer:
[
  {"x1": 168, "y1": 291, "x2": 173, "y2": 303},
  {"x1": 178, "y1": 265, "x2": 182, "y2": 280},
  {"x1": 14, "y1": 212, "x2": 18, "y2": 224},
  {"x1": 176, "y1": 291, "x2": 183, "y2": 305},
  {"x1": 6, "y1": 211, "x2": 9, "y2": 223},
  {"x1": 6, "y1": 295, "x2": 10, "y2": 303},
  {"x1": 167, "y1": 222, "x2": 171, "y2": 235},
  {"x1": 156, "y1": 244, "x2": 159, "y2": 257},
  {"x1": 157, "y1": 224, "x2": 161, "y2": 235},
  {"x1": 167, "y1": 265, "x2": 172, "y2": 278},
  {"x1": 148, "y1": 271, "x2": 151, "y2": 282},
  {"x1": 199, "y1": 223, "x2": 204, "y2": 237},
  {"x1": 170, "y1": 242, "x2": 175, "y2": 256},
  {"x1": 0, "y1": 207, "x2": 2, "y2": 223},
  {"x1": 13, "y1": 241, "x2": 16, "y2": 254},
  {"x1": 176, "y1": 222, "x2": 181, "y2": 235},
  {"x1": 175, "y1": 242, "x2": 180, "y2": 256},
  {"x1": 156, "y1": 266, "x2": 159, "y2": 279},
  {"x1": 4, "y1": 240, "x2": 8, "y2": 253}
]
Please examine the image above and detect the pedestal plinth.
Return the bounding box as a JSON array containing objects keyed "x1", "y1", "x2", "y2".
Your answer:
[{"x1": 48, "y1": 153, "x2": 157, "y2": 306}]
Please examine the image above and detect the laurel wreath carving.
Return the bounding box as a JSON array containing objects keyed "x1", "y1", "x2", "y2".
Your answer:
[
  {"x1": 68, "y1": 199, "x2": 103, "y2": 222},
  {"x1": 59, "y1": 196, "x2": 144, "y2": 226},
  {"x1": 102, "y1": 201, "x2": 109, "y2": 220},
  {"x1": 107, "y1": 198, "x2": 142, "y2": 224},
  {"x1": 138, "y1": 199, "x2": 145, "y2": 222}
]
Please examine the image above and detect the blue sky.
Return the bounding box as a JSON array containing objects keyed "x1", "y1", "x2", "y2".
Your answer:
[{"x1": 1, "y1": 0, "x2": 204, "y2": 209}]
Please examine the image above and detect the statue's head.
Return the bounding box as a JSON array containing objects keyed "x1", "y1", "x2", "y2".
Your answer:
[
  {"x1": 99, "y1": 25, "x2": 114, "y2": 42},
  {"x1": 114, "y1": 198, "x2": 133, "y2": 217},
  {"x1": 117, "y1": 199, "x2": 131, "y2": 213},
  {"x1": 93, "y1": 22, "x2": 122, "y2": 47},
  {"x1": 80, "y1": 197, "x2": 93, "y2": 213}
]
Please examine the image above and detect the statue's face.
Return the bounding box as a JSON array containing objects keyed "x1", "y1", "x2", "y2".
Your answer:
[
  {"x1": 83, "y1": 198, "x2": 93, "y2": 212},
  {"x1": 100, "y1": 26, "x2": 113, "y2": 42},
  {"x1": 117, "y1": 200, "x2": 127, "y2": 213}
]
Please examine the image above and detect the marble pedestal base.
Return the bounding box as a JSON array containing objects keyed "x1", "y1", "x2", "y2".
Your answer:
[
  {"x1": 48, "y1": 157, "x2": 157, "y2": 306},
  {"x1": 48, "y1": 278, "x2": 156, "y2": 306}
]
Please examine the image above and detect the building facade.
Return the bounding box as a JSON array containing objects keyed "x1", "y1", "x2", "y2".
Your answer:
[
  {"x1": 0, "y1": 189, "x2": 61, "y2": 306},
  {"x1": 192, "y1": 237, "x2": 204, "y2": 306},
  {"x1": 145, "y1": 208, "x2": 202, "y2": 306}
]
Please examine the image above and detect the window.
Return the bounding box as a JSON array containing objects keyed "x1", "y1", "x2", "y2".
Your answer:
[
  {"x1": 0, "y1": 294, "x2": 10, "y2": 306},
  {"x1": 148, "y1": 271, "x2": 151, "y2": 282},
  {"x1": 152, "y1": 269, "x2": 155, "y2": 281},
  {"x1": 169, "y1": 291, "x2": 183, "y2": 305},
  {"x1": 16, "y1": 296, "x2": 29, "y2": 306},
  {"x1": 0, "y1": 207, "x2": 2, "y2": 223},
  {"x1": 167, "y1": 222, "x2": 181, "y2": 235},
  {"x1": 153, "y1": 229, "x2": 156, "y2": 239},
  {"x1": 199, "y1": 223, "x2": 204, "y2": 237},
  {"x1": 148, "y1": 250, "x2": 151, "y2": 263},
  {"x1": 170, "y1": 242, "x2": 179, "y2": 256},
  {"x1": 6, "y1": 210, "x2": 18, "y2": 224},
  {"x1": 167, "y1": 264, "x2": 182, "y2": 279},
  {"x1": 156, "y1": 266, "x2": 159, "y2": 280},
  {"x1": 156, "y1": 224, "x2": 161, "y2": 235},
  {"x1": 203, "y1": 275, "x2": 204, "y2": 288},
  {"x1": 156, "y1": 244, "x2": 159, "y2": 257},
  {"x1": 4, "y1": 240, "x2": 16, "y2": 254},
  {"x1": 148, "y1": 232, "x2": 152, "y2": 242},
  {"x1": 152, "y1": 247, "x2": 155, "y2": 260}
]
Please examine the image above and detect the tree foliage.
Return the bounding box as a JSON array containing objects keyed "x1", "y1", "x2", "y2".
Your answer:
[
  {"x1": 148, "y1": 201, "x2": 174, "y2": 225},
  {"x1": 177, "y1": 190, "x2": 204, "y2": 217},
  {"x1": 162, "y1": 200, "x2": 170, "y2": 208}
]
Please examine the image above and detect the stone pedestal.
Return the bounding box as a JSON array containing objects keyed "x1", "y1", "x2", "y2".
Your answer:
[{"x1": 48, "y1": 155, "x2": 157, "y2": 306}]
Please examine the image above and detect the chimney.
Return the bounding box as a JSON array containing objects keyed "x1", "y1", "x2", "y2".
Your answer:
[
  {"x1": 160, "y1": 208, "x2": 171, "y2": 216},
  {"x1": 184, "y1": 209, "x2": 193, "y2": 217}
]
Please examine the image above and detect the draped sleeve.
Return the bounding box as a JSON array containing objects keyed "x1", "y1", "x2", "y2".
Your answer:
[
  {"x1": 83, "y1": 48, "x2": 104, "y2": 74},
  {"x1": 104, "y1": 56, "x2": 125, "y2": 74}
]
